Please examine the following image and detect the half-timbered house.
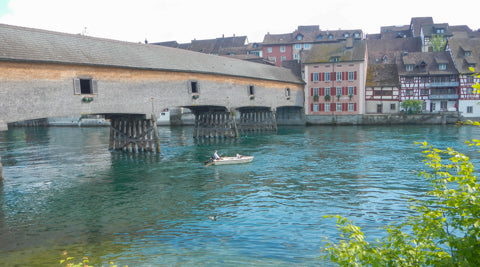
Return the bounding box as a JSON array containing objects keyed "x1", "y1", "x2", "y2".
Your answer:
[
  {"x1": 397, "y1": 51, "x2": 459, "y2": 112},
  {"x1": 447, "y1": 37, "x2": 480, "y2": 117}
]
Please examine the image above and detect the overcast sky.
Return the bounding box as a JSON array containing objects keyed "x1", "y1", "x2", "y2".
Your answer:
[{"x1": 0, "y1": 0, "x2": 479, "y2": 44}]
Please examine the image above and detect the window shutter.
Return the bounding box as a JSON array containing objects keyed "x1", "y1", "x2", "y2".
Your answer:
[
  {"x1": 310, "y1": 103, "x2": 313, "y2": 111},
  {"x1": 321, "y1": 72, "x2": 325, "y2": 81},
  {"x1": 342, "y1": 103, "x2": 347, "y2": 111},
  {"x1": 332, "y1": 72, "x2": 336, "y2": 81},
  {"x1": 310, "y1": 88, "x2": 313, "y2": 96},
  {"x1": 354, "y1": 86, "x2": 357, "y2": 95},
  {"x1": 354, "y1": 103, "x2": 357, "y2": 111},
  {"x1": 342, "y1": 72, "x2": 346, "y2": 80},
  {"x1": 320, "y1": 87, "x2": 325, "y2": 96},
  {"x1": 91, "y1": 79, "x2": 98, "y2": 94},
  {"x1": 320, "y1": 103, "x2": 324, "y2": 111},
  {"x1": 73, "y1": 78, "x2": 81, "y2": 95},
  {"x1": 311, "y1": 73, "x2": 314, "y2": 81},
  {"x1": 330, "y1": 103, "x2": 335, "y2": 111},
  {"x1": 342, "y1": 87, "x2": 347, "y2": 95},
  {"x1": 354, "y1": 71, "x2": 357, "y2": 80}
]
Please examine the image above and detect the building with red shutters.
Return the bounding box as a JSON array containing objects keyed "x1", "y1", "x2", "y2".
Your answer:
[{"x1": 303, "y1": 38, "x2": 367, "y2": 122}]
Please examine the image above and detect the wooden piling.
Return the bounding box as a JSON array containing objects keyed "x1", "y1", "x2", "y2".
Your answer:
[
  {"x1": 108, "y1": 115, "x2": 160, "y2": 153},
  {"x1": 0, "y1": 154, "x2": 3, "y2": 182}
]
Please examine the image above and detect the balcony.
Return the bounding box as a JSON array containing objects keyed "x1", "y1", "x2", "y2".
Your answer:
[
  {"x1": 429, "y1": 94, "x2": 459, "y2": 100},
  {"x1": 429, "y1": 81, "x2": 459, "y2": 87}
]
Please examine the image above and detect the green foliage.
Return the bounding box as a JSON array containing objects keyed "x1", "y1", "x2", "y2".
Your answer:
[
  {"x1": 322, "y1": 139, "x2": 480, "y2": 266},
  {"x1": 400, "y1": 100, "x2": 423, "y2": 114},
  {"x1": 430, "y1": 34, "x2": 447, "y2": 52}
]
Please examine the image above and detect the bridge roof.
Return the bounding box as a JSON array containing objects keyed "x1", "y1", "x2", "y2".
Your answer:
[{"x1": 0, "y1": 23, "x2": 303, "y2": 84}]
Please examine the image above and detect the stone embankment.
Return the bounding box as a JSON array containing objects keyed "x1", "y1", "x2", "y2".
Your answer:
[{"x1": 306, "y1": 112, "x2": 463, "y2": 125}]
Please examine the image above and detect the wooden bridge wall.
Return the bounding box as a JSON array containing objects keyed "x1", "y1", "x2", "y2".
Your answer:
[{"x1": 0, "y1": 61, "x2": 304, "y2": 130}]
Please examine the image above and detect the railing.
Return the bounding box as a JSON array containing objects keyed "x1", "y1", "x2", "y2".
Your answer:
[
  {"x1": 429, "y1": 94, "x2": 459, "y2": 100},
  {"x1": 429, "y1": 81, "x2": 459, "y2": 87}
]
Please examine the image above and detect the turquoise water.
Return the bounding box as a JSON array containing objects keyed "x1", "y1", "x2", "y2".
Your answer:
[{"x1": 0, "y1": 125, "x2": 479, "y2": 266}]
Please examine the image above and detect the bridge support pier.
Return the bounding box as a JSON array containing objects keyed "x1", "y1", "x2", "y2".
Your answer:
[
  {"x1": 193, "y1": 110, "x2": 238, "y2": 138},
  {"x1": 107, "y1": 114, "x2": 160, "y2": 153},
  {"x1": 237, "y1": 108, "x2": 277, "y2": 134}
]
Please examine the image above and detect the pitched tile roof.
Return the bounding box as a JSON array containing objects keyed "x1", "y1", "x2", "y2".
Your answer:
[
  {"x1": 366, "y1": 64, "x2": 399, "y2": 87},
  {"x1": 0, "y1": 23, "x2": 302, "y2": 84},
  {"x1": 447, "y1": 37, "x2": 480, "y2": 73},
  {"x1": 302, "y1": 39, "x2": 366, "y2": 64},
  {"x1": 410, "y1": 17, "x2": 434, "y2": 37},
  {"x1": 367, "y1": 37, "x2": 422, "y2": 65},
  {"x1": 397, "y1": 51, "x2": 458, "y2": 75},
  {"x1": 262, "y1": 25, "x2": 363, "y2": 45}
]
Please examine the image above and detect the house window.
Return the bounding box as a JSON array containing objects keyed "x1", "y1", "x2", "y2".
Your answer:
[
  {"x1": 348, "y1": 87, "x2": 354, "y2": 95},
  {"x1": 336, "y1": 103, "x2": 342, "y2": 111},
  {"x1": 325, "y1": 87, "x2": 331, "y2": 96},
  {"x1": 189, "y1": 80, "x2": 199, "y2": 94},
  {"x1": 330, "y1": 57, "x2": 340, "y2": 62},
  {"x1": 297, "y1": 35, "x2": 303, "y2": 40},
  {"x1": 313, "y1": 87, "x2": 319, "y2": 96},
  {"x1": 325, "y1": 72, "x2": 331, "y2": 81},
  {"x1": 295, "y1": 44, "x2": 301, "y2": 49},
  {"x1": 281, "y1": 56, "x2": 286, "y2": 61},
  {"x1": 467, "y1": 106, "x2": 473, "y2": 113},
  {"x1": 343, "y1": 33, "x2": 349, "y2": 38},
  {"x1": 439, "y1": 63, "x2": 447, "y2": 70},
  {"x1": 248, "y1": 85, "x2": 255, "y2": 95},
  {"x1": 406, "y1": 65, "x2": 414, "y2": 71},
  {"x1": 280, "y1": 46, "x2": 286, "y2": 53},
  {"x1": 285, "y1": 88, "x2": 291, "y2": 97},
  {"x1": 304, "y1": 43, "x2": 310, "y2": 49},
  {"x1": 348, "y1": 71, "x2": 355, "y2": 81},
  {"x1": 336, "y1": 72, "x2": 342, "y2": 81},
  {"x1": 293, "y1": 53, "x2": 299, "y2": 59},
  {"x1": 313, "y1": 103, "x2": 319, "y2": 112},
  {"x1": 74, "y1": 77, "x2": 98, "y2": 95},
  {"x1": 317, "y1": 35, "x2": 323, "y2": 39},
  {"x1": 267, "y1": 47, "x2": 272, "y2": 53},
  {"x1": 313, "y1": 73, "x2": 319, "y2": 82},
  {"x1": 328, "y1": 34, "x2": 333, "y2": 39},
  {"x1": 325, "y1": 103, "x2": 330, "y2": 111},
  {"x1": 336, "y1": 87, "x2": 342, "y2": 96},
  {"x1": 390, "y1": 103, "x2": 396, "y2": 110},
  {"x1": 268, "y1": 57, "x2": 276, "y2": 62},
  {"x1": 354, "y1": 32, "x2": 360, "y2": 38},
  {"x1": 348, "y1": 103, "x2": 354, "y2": 111},
  {"x1": 465, "y1": 51, "x2": 471, "y2": 57}
]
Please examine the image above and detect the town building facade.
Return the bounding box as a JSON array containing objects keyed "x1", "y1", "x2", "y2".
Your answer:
[{"x1": 303, "y1": 39, "x2": 367, "y2": 116}]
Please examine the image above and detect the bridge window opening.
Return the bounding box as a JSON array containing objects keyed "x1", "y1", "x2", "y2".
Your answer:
[
  {"x1": 80, "y1": 79, "x2": 92, "y2": 94},
  {"x1": 73, "y1": 77, "x2": 97, "y2": 95},
  {"x1": 188, "y1": 80, "x2": 199, "y2": 94},
  {"x1": 285, "y1": 88, "x2": 290, "y2": 97},
  {"x1": 248, "y1": 85, "x2": 255, "y2": 96}
]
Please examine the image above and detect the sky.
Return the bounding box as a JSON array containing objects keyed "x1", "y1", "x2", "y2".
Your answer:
[{"x1": 0, "y1": 0, "x2": 479, "y2": 44}]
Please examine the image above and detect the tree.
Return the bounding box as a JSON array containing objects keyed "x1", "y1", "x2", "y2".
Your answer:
[
  {"x1": 323, "y1": 70, "x2": 480, "y2": 266},
  {"x1": 430, "y1": 34, "x2": 447, "y2": 52},
  {"x1": 400, "y1": 99, "x2": 423, "y2": 114}
]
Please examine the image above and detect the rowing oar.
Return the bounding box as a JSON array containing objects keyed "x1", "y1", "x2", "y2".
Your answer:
[{"x1": 205, "y1": 160, "x2": 215, "y2": 167}]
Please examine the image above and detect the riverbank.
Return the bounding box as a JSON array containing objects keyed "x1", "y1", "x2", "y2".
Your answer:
[{"x1": 306, "y1": 111, "x2": 464, "y2": 125}]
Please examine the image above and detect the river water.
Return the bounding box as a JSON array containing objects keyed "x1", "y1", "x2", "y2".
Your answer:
[{"x1": 0, "y1": 125, "x2": 479, "y2": 266}]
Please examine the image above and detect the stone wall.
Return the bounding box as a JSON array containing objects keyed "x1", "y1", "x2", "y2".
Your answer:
[{"x1": 306, "y1": 112, "x2": 461, "y2": 125}]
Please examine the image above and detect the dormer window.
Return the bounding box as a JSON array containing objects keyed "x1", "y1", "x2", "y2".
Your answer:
[
  {"x1": 354, "y1": 32, "x2": 360, "y2": 38},
  {"x1": 436, "y1": 28, "x2": 445, "y2": 34},
  {"x1": 419, "y1": 61, "x2": 427, "y2": 72},
  {"x1": 328, "y1": 34, "x2": 333, "y2": 39},
  {"x1": 439, "y1": 63, "x2": 447, "y2": 70},
  {"x1": 343, "y1": 33, "x2": 349, "y2": 38},
  {"x1": 465, "y1": 51, "x2": 471, "y2": 57},
  {"x1": 382, "y1": 55, "x2": 388, "y2": 63},
  {"x1": 317, "y1": 35, "x2": 323, "y2": 39},
  {"x1": 296, "y1": 34, "x2": 303, "y2": 41},
  {"x1": 406, "y1": 64, "x2": 414, "y2": 71},
  {"x1": 330, "y1": 57, "x2": 340, "y2": 62}
]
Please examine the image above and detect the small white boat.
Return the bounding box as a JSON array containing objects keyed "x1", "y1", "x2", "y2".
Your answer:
[{"x1": 208, "y1": 155, "x2": 254, "y2": 166}]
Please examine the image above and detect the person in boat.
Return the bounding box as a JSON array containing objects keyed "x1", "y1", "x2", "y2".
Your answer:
[
  {"x1": 212, "y1": 150, "x2": 221, "y2": 160},
  {"x1": 236, "y1": 153, "x2": 243, "y2": 158}
]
